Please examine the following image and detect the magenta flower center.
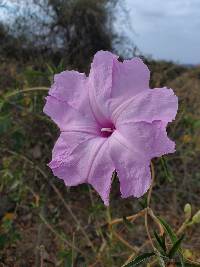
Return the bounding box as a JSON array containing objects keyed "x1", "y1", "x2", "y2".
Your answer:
[{"x1": 100, "y1": 124, "x2": 115, "y2": 138}]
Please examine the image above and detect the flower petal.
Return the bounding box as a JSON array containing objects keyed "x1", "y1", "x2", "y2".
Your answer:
[
  {"x1": 88, "y1": 140, "x2": 114, "y2": 206},
  {"x1": 115, "y1": 121, "x2": 175, "y2": 160},
  {"x1": 115, "y1": 87, "x2": 178, "y2": 125},
  {"x1": 109, "y1": 135, "x2": 151, "y2": 198},
  {"x1": 88, "y1": 51, "x2": 117, "y2": 125},
  {"x1": 43, "y1": 95, "x2": 98, "y2": 133},
  {"x1": 49, "y1": 70, "x2": 94, "y2": 119},
  {"x1": 109, "y1": 119, "x2": 175, "y2": 198},
  {"x1": 49, "y1": 133, "x2": 114, "y2": 205},
  {"x1": 48, "y1": 131, "x2": 96, "y2": 185},
  {"x1": 50, "y1": 131, "x2": 95, "y2": 161},
  {"x1": 88, "y1": 51, "x2": 150, "y2": 122},
  {"x1": 111, "y1": 57, "x2": 150, "y2": 101}
]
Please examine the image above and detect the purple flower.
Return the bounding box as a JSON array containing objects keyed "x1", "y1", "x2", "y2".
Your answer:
[{"x1": 44, "y1": 51, "x2": 178, "y2": 205}]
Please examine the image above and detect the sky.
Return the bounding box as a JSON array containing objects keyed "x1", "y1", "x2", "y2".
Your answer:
[
  {"x1": 120, "y1": 0, "x2": 200, "y2": 64},
  {"x1": 1, "y1": 0, "x2": 199, "y2": 64}
]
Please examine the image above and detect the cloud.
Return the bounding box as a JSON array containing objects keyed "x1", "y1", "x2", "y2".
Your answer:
[
  {"x1": 123, "y1": 0, "x2": 200, "y2": 64},
  {"x1": 130, "y1": 0, "x2": 200, "y2": 18}
]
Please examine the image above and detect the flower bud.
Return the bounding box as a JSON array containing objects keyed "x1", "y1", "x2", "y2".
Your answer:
[
  {"x1": 184, "y1": 203, "x2": 192, "y2": 220},
  {"x1": 192, "y1": 210, "x2": 200, "y2": 224}
]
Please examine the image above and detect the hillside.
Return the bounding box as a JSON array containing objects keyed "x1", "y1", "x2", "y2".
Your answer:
[{"x1": 0, "y1": 58, "x2": 200, "y2": 266}]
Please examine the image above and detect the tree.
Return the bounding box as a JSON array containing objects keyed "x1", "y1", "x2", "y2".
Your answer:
[{"x1": 0, "y1": 0, "x2": 120, "y2": 70}]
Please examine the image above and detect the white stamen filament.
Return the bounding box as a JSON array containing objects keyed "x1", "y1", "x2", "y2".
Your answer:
[{"x1": 101, "y1": 128, "x2": 114, "y2": 133}]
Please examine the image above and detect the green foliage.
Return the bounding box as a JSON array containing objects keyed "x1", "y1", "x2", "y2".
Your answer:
[
  {"x1": 124, "y1": 216, "x2": 190, "y2": 266},
  {"x1": 0, "y1": 114, "x2": 12, "y2": 134},
  {"x1": 157, "y1": 217, "x2": 178, "y2": 243},
  {"x1": 153, "y1": 231, "x2": 166, "y2": 255},
  {"x1": 168, "y1": 235, "x2": 185, "y2": 258},
  {"x1": 123, "y1": 252, "x2": 155, "y2": 267},
  {"x1": 0, "y1": 216, "x2": 21, "y2": 250},
  {"x1": 58, "y1": 250, "x2": 75, "y2": 267},
  {"x1": 160, "y1": 156, "x2": 174, "y2": 182}
]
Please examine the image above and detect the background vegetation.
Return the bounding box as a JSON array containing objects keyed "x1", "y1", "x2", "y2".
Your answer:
[{"x1": 0, "y1": 0, "x2": 200, "y2": 266}]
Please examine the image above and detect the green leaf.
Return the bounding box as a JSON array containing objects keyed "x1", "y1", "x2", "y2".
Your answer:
[
  {"x1": 0, "y1": 114, "x2": 12, "y2": 134},
  {"x1": 46, "y1": 63, "x2": 55, "y2": 75},
  {"x1": 0, "y1": 234, "x2": 7, "y2": 249},
  {"x1": 123, "y1": 252, "x2": 155, "y2": 267},
  {"x1": 157, "y1": 217, "x2": 177, "y2": 244},
  {"x1": 153, "y1": 231, "x2": 166, "y2": 254},
  {"x1": 168, "y1": 235, "x2": 185, "y2": 258},
  {"x1": 11, "y1": 130, "x2": 25, "y2": 151},
  {"x1": 194, "y1": 120, "x2": 200, "y2": 129},
  {"x1": 64, "y1": 253, "x2": 73, "y2": 267},
  {"x1": 160, "y1": 157, "x2": 173, "y2": 182},
  {"x1": 58, "y1": 250, "x2": 73, "y2": 267},
  {"x1": 160, "y1": 234, "x2": 167, "y2": 252}
]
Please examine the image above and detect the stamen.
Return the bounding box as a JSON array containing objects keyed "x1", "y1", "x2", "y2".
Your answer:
[{"x1": 101, "y1": 128, "x2": 114, "y2": 133}]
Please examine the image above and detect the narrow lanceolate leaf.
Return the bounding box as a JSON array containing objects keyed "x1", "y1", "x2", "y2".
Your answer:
[
  {"x1": 160, "y1": 234, "x2": 167, "y2": 252},
  {"x1": 157, "y1": 217, "x2": 177, "y2": 243},
  {"x1": 123, "y1": 252, "x2": 155, "y2": 267},
  {"x1": 161, "y1": 157, "x2": 173, "y2": 181},
  {"x1": 153, "y1": 231, "x2": 166, "y2": 254},
  {"x1": 168, "y1": 235, "x2": 185, "y2": 258}
]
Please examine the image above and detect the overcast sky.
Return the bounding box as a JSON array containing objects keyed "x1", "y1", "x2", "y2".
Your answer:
[
  {"x1": 1, "y1": 0, "x2": 199, "y2": 64},
  {"x1": 121, "y1": 0, "x2": 200, "y2": 64}
]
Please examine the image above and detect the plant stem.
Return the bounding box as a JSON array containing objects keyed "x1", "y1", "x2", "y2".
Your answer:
[
  {"x1": 109, "y1": 208, "x2": 147, "y2": 226},
  {"x1": 144, "y1": 162, "x2": 157, "y2": 251}
]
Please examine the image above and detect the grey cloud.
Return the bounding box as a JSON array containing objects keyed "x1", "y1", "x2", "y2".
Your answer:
[{"x1": 122, "y1": 0, "x2": 200, "y2": 64}]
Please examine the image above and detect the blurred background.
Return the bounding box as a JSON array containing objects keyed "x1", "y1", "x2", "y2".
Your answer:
[{"x1": 0, "y1": 0, "x2": 200, "y2": 266}]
